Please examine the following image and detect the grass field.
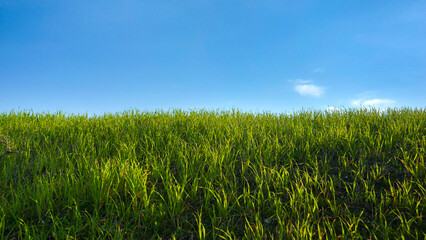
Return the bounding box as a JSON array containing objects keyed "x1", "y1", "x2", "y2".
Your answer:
[{"x1": 0, "y1": 108, "x2": 425, "y2": 239}]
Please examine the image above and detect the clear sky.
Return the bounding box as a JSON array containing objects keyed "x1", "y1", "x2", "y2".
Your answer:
[{"x1": 1, "y1": 0, "x2": 425, "y2": 115}]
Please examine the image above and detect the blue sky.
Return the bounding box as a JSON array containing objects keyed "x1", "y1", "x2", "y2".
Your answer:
[{"x1": 1, "y1": 0, "x2": 425, "y2": 115}]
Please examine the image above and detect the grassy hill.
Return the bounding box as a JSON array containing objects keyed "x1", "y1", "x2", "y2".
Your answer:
[{"x1": 0, "y1": 108, "x2": 425, "y2": 239}]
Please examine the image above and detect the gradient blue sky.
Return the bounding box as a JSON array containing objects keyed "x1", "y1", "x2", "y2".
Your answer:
[{"x1": 1, "y1": 0, "x2": 425, "y2": 115}]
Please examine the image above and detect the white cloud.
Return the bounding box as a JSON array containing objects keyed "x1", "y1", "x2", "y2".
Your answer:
[
  {"x1": 326, "y1": 106, "x2": 340, "y2": 112},
  {"x1": 351, "y1": 99, "x2": 362, "y2": 106},
  {"x1": 363, "y1": 99, "x2": 394, "y2": 106},
  {"x1": 314, "y1": 68, "x2": 326, "y2": 73},
  {"x1": 288, "y1": 79, "x2": 312, "y2": 84},
  {"x1": 351, "y1": 98, "x2": 395, "y2": 109},
  {"x1": 294, "y1": 84, "x2": 324, "y2": 97}
]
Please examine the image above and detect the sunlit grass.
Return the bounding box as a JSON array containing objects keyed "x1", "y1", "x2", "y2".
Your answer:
[{"x1": 0, "y1": 108, "x2": 425, "y2": 239}]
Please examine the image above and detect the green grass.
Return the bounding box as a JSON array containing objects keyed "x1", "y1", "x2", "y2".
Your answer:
[{"x1": 0, "y1": 108, "x2": 425, "y2": 239}]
